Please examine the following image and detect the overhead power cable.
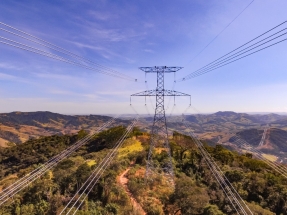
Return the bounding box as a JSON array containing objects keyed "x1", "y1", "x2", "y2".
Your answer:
[
  {"x1": 231, "y1": 136, "x2": 287, "y2": 178},
  {"x1": 60, "y1": 118, "x2": 138, "y2": 214},
  {"x1": 0, "y1": 22, "x2": 138, "y2": 82},
  {"x1": 185, "y1": 0, "x2": 254, "y2": 65},
  {"x1": 0, "y1": 117, "x2": 118, "y2": 206},
  {"x1": 178, "y1": 115, "x2": 253, "y2": 215},
  {"x1": 70, "y1": 120, "x2": 137, "y2": 215},
  {"x1": 0, "y1": 118, "x2": 114, "y2": 206},
  {"x1": 182, "y1": 106, "x2": 287, "y2": 181},
  {"x1": 0, "y1": 27, "x2": 133, "y2": 80},
  {"x1": 0, "y1": 27, "x2": 131, "y2": 78},
  {"x1": 179, "y1": 20, "x2": 287, "y2": 81},
  {"x1": 183, "y1": 30, "x2": 287, "y2": 79},
  {"x1": 0, "y1": 39, "x2": 134, "y2": 81},
  {"x1": 192, "y1": 21, "x2": 287, "y2": 72}
]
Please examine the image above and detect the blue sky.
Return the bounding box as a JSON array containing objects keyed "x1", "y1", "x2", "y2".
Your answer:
[{"x1": 0, "y1": 0, "x2": 287, "y2": 115}]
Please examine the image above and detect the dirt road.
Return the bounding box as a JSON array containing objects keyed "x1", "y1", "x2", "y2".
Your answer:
[{"x1": 118, "y1": 168, "x2": 146, "y2": 215}]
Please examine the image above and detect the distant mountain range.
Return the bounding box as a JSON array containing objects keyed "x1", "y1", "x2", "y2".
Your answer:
[
  {"x1": 166, "y1": 111, "x2": 287, "y2": 133},
  {"x1": 0, "y1": 111, "x2": 128, "y2": 147},
  {"x1": 163, "y1": 111, "x2": 287, "y2": 162},
  {"x1": 1, "y1": 111, "x2": 287, "y2": 161},
  {"x1": 185, "y1": 111, "x2": 287, "y2": 125}
]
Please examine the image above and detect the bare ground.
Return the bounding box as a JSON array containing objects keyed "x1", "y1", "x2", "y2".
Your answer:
[{"x1": 118, "y1": 167, "x2": 146, "y2": 215}]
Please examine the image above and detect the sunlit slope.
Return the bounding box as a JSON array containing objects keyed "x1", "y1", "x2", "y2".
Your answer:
[{"x1": 0, "y1": 111, "x2": 122, "y2": 145}]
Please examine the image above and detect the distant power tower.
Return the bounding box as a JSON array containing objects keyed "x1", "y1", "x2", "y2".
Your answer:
[{"x1": 131, "y1": 66, "x2": 190, "y2": 184}]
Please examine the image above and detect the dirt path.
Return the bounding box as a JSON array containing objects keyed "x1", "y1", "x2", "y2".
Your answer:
[{"x1": 118, "y1": 167, "x2": 146, "y2": 215}]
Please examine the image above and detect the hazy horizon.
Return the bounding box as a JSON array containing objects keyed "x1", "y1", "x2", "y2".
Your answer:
[{"x1": 1, "y1": 110, "x2": 287, "y2": 116}]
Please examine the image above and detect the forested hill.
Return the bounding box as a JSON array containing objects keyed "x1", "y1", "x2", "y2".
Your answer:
[
  {"x1": 0, "y1": 111, "x2": 129, "y2": 146},
  {"x1": 169, "y1": 111, "x2": 287, "y2": 126},
  {"x1": 0, "y1": 111, "x2": 111, "y2": 127},
  {"x1": 165, "y1": 112, "x2": 287, "y2": 144},
  {"x1": 2, "y1": 111, "x2": 287, "y2": 147},
  {"x1": 1, "y1": 128, "x2": 287, "y2": 214}
]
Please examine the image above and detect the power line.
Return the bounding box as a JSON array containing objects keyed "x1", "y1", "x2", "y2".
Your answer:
[
  {"x1": 60, "y1": 118, "x2": 138, "y2": 214},
  {"x1": 0, "y1": 22, "x2": 138, "y2": 82},
  {"x1": 190, "y1": 21, "x2": 287, "y2": 72},
  {"x1": 0, "y1": 27, "x2": 133, "y2": 80},
  {"x1": 185, "y1": 0, "x2": 255, "y2": 66},
  {"x1": 184, "y1": 32, "x2": 287, "y2": 79},
  {"x1": 0, "y1": 39, "x2": 135, "y2": 81},
  {"x1": 189, "y1": 27, "x2": 287, "y2": 77},
  {"x1": 179, "y1": 20, "x2": 287, "y2": 81},
  {"x1": 0, "y1": 22, "x2": 126, "y2": 76},
  {"x1": 179, "y1": 116, "x2": 253, "y2": 214},
  {"x1": 71, "y1": 120, "x2": 137, "y2": 215},
  {"x1": 232, "y1": 136, "x2": 287, "y2": 178},
  {"x1": 182, "y1": 104, "x2": 287, "y2": 198},
  {"x1": 0, "y1": 117, "x2": 117, "y2": 206},
  {"x1": 181, "y1": 37, "x2": 287, "y2": 80}
]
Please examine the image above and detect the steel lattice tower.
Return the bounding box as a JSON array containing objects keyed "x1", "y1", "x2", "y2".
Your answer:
[{"x1": 131, "y1": 66, "x2": 190, "y2": 184}]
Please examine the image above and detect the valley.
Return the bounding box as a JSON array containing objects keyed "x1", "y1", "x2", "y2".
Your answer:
[{"x1": 1, "y1": 111, "x2": 287, "y2": 164}]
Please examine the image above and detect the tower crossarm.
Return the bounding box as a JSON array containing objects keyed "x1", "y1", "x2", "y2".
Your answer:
[
  {"x1": 164, "y1": 90, "x2": 190, "y2": 96},
  {"x1": 131, "y1": 89, "x2": 190, "y2": 97},
  {"x1": 139, "y1": 66, "x2": 183, "y2": 73}
]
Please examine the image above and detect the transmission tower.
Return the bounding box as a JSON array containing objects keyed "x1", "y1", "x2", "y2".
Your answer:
[{"x1": 131, "y1": 66, "x2": 190, "y2": 184}]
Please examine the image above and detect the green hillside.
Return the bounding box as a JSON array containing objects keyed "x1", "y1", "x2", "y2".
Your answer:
[{"x1": 0, "y1": 128, "x2": 287, "y2": 214}]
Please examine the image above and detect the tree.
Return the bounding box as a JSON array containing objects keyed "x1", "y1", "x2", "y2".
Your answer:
[
  {"x1": 77, "y1": 129, "x2": 89, "y2": 140},
  {"x1": 171, "y1": 175, "x2": 209, "y2": 214},
  {"x1": 203, "y1": 204, "x2": 224, "y2": 215},
  {"x1": 75, "y1": 163, "x2": 91, "y2": 188}
]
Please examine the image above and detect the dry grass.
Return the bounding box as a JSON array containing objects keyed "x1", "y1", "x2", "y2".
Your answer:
[
  {"x1": 86, "y1": 160, "x2": 97, "y2": 166},
  {"x1": 0, "y1": 138, "x2": 8, "y2": 147},
  {"x1": 262, "y1": 153, "x2": 278, "y2": 162},
  {"x1": 48, "y1": 170, "x2": 53, "y2": 180},
  {"x1": 118, "y1": 139, "x2": 144, "y2": 158},
  {"x1": 0, "y1": 174, "x2": 18, "y2": 192}
]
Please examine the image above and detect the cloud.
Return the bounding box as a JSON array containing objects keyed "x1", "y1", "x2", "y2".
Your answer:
[
  {"x1": 48, "y1": 89, "x2": 99, "y2": 100},
  {"x1": 0, "y1": 72, "x2": 17, "y2": 80},
  {"x1": 0, "y1": 63, "x2": 21, "y2": 70},
  {"x1": 88, "y1": 11, "x2": 115, "y2": 21},
  {"x1": 33, "y1": 72, "x2": 78, "y2": 80},
  {"x1": 0, "y1": 72, "x2": 33, "y2": 84},
  {"x1": 68, "y1": 40, "x2": 136, "y2": 63},
  {"x1": 143, "y1": 23, "x2": 155, "y2": 28},
  {"x1": 30, "y1": 72, "x2": 94, "y2": 89},
  {"x1": 144, "y1": 49, "x2": 154, "y2": 53},
  {"x1": 69, "y1": 41, "x2": 103, "y2": 51}
]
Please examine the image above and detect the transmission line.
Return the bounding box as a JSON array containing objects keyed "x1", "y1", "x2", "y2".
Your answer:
[
  {"x1": 190, "y1": 21, "x2": 287, "y2": 73},
  {"x1": 231, "y1": 136, "x2": 287, "y2": 178},
  {"x1": 179, "y1": 20, "x2": 287, "y2": 81},
  {"x1": 0, "y1": 22, "x2": 138, "y2": 82},
  {"x1": 182, "y1": 106, "x2": 287, "y2": 178},
  {"x1": 185, "y1": 0, "x2": 254, "y2": 65},
  {"x1": 182, "y1": 31, "x2": 287, "y2": 79},
  {"x1": 0, "y1": 27, "x2": 132, "y2": 79},
  {"x1": 60, "y1": 118, "x2": 138, "y2": 214},
  {"x1": 178, "y1": 116, "x2": 253, "y2": 214},
  {"x1": 0, "y1": 117, "x2": 118, "y2": 206},
  {"x1": 70, "y1": 120, "x2": 137, "y2": 215},
  {"x1": 0, "y1": 39, "x2": 134, "y2": 81}
]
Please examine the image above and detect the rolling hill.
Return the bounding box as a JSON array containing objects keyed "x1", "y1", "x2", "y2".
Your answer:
[{"x1": 0, "y1": 111, "x2": 128, "y2": 146}]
